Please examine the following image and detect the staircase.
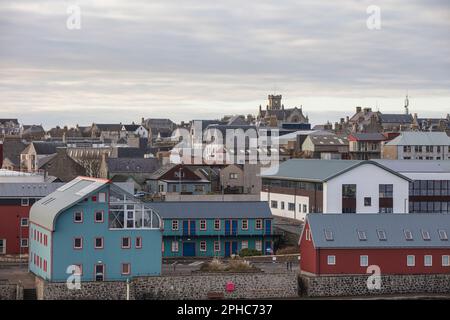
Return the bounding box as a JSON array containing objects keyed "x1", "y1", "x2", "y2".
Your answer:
[{"x1": 23, "y1": 288, "x2": 37, "y2": 300}]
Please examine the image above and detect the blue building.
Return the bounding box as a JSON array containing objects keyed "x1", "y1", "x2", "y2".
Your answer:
[
  {"x1": 29, "y1": 177, "x2": 162, "y2": 282},
  {"x1": 149, "y1": 201, "x2": 274, "y2": 257}
]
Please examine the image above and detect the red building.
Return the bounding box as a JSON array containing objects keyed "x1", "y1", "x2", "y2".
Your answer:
[
  {"x1": 299, "y1": 213, "x2": 450, "y2": 275},
  {"x1": 0, "y1": 183, "x2": 62, "y2": 255}
]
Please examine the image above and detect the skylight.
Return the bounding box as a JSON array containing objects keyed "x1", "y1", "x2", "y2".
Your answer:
[
  {"x1": 377, "y1": 229, "x2": 387, "y2": 241},
  {"x1": 357, "y1": 230, "x2": 367, "y2": 241},
  {"x1": 438, "y1": 229, "x2": 448, "y2": 241},
  {"x1": 421, "y1": 229, "x2": 430, "y2": 241},
  {"x1": 324, "y1": 229, "x2": 334, "y2": 241},
  {"x1": 404, "y1": 229, "x2": 413, "y2": 241}
]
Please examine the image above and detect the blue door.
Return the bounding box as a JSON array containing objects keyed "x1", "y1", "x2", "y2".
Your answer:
[
  {"x1": 265, "y1": 220, "x2": 272, "y2": 235},
  {"x1": 224, "y1": 242, "x2": 231, "y2": 257},
  {"x1": 231, "y1": 241, "x2": 238, "y2": 255},
  {"x1": 225, "y1": 220, "x2": 231, "y2": 236},
  {"x1": 182, "y1": 220, "x2": 189, "y2": 236},
  {"x1": 231, "y1": 220, "x2": 238, "y2": 236},
  {"x1": 189, "y1": 220, "x2": 196, "y2": 235},
  {"x1": 183, "y1": 242, "x2": 196, "y2": 257},
  {"x1": 264, "y1": 241, "x2": 272, "y2": 255}
]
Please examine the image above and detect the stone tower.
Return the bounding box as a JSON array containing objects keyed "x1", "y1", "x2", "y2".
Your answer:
[{"x1": 267, "y1": 95, "x2": 282, "y2": 110}]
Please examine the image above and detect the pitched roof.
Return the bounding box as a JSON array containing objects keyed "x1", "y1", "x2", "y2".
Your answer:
[
  {"x1": 122, "y1": 124, "x2": 142, "y2": 131},
  {"x1": 116, "y1": 147, "x2": 145, "y2": 158},
  {"x1": 385, "y1": 132, "x2": 450, "y2": 146},
  {"x1": 0, "y1": 119, "x2": 19, "y2": 125},
  {"x1": 261, "y1": 159, "x2": 411, "y2": 182},
  {"x1": 29, "y1": 177, "x2": 110, "y2": 231},
  {"x1": 348, "y1": 132, "x2": 386, "y2": 141},
  {"x1": 94, "y1": 124, "x2": 122, "y2": 131},
  {"x1": 148, "y1": 201, "x2": 272, "y2": 219},
  {"x1": 1, "y1": 138, "x2": 28, "y2": 166},
  {"x1": 308, "y1": 132, "x2": 348, "y2": 146},
  {"x1": 32, "y1": 141, "x2": 65, "y2": 155},
  {"x1": 305, "y1": 213, "x2": 450, "y2": 248},
  {"x1": 0, "y1": 183, "x2": 65, "y2": 197},
  {"x1": 373, "y1": 160, "x2": 450, "y2": 173},
  {"x1": 379, "y1": 113, "x2": 413, "y2": 124},
  {"x1": 107, "y1": 158, "x2": 160, "y2": 173}
]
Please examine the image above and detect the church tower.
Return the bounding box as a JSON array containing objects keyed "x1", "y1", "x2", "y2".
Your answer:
[{"x1": 267, "y1": 94, "x2": 282, "y2": 110}]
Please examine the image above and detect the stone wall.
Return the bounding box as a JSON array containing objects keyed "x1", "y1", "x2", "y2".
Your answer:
[
  {"x1": 36, "y1": 272, "x2": 298, "y2": 300},
  {"x1": 299, "y1": 274, "x2": 450, "y2": 297},
  {"x1": 0, "y1": 283, "x2": 22, "y2": 300}
]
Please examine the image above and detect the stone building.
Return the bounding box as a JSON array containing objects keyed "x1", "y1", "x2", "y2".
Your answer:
[{"x1": 257, "y1": 95, "x2": 309, "y2": 128}]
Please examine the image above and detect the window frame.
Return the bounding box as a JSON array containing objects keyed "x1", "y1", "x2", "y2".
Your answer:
[
  {"x1": 20, "y1": 238, "x2": 29, "y2": 248},
  {"x1": 214, "y1": 219, "x2": 221, "y2": 231},
  {"x1": 171, "y1": 241, "x2": 179, "y2": 252},
  {"x1": 255, "y1": 219, "x2": 263, "y2": 230},
  {"x1": 327, "y1": 255, "x2": 336, "y2": 266},
  {"x1": 73, "y1": 237, "x2": 83, "y2": 250},
  {"x1": 199, "y1": 241, "x2": 207, "y2": 252},
  {"x1": 360, "y1": 255, "x2": 369, "y2": 267},
  {"x1": 442, "y1": 255, "x2": 450, "y2": 267},
  {"x1": 94, "y1": 237, "x2": 104, "y2": 249},
  {"x1": 21, "y1": 198, "x2": 29, "y2": 206},
  {"x1": 20, "y1": 217, "x2": 29, "y2": 227},
  {"x1": 241, "y1": 219, "x2": 248, "y2": 230},
  {"x1": 424, "y1": 255, "x2": 433, "y2": 267},
  {"x1": 94, "y1": 211, "x2": 104, "y2": 223},
  {"x1": 199, "y1": 220, "x2": 207, "y2": 231},
  {"x1": 121, "y1": 237, "x2": 131, "y2": 249},
  {"x1": 135, "y1": 237, "x2": 142, "y2": 249},
  {"x1": 121, "y1": 263, "x2": 131, "y2": 275},
  {"x1": 172, "y1": 220, "x2": 179, "y2": 231},
  {"x1": 73, "y1": 211, "x2": 83, "y2": 223},
  {"x1": 407, "y1": 255, "x2": 415, "y2": 267}
]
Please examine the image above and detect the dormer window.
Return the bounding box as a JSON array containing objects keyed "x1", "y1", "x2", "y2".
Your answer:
[
  {"x1": 324, "y1": 229, "x2": 334, "y2": 241},
  {"x1": 357, "y1": 230, "x2": 367, "y2": 241},
  {"x1": 421, "y1": 229, "x2": 430, "y2": 241},
  {"x1": 377, "y1": 229, "x2": 387, "y2": 241},
  {"x1": 404, "y1": 229, "x2": 413, "y2": 241}
]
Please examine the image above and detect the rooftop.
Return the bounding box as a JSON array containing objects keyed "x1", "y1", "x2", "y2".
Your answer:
[{"x1": 385, "y1": 132, "x2": 450, "y2": 146}]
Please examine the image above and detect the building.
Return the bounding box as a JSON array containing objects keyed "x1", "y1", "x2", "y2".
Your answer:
[
  {"x1": 257, "y1": 95, "x2": 310, "y2": 128},
  {"x1": 382, "y1": 132, "x2": 450, "y2": 160},
  {"x1": 20, "y1": 125, "x2": 46, "y2": 141},
  {"x1": 348, "y1": 132, "x2": 386, "y2": 160},
  {"x1": 1, "y1": 137, "x2": 28, "y2": 170},
  {"x1": 20, "y1": 141, "x2": 65, "y2": 172},
  {"x1": 374, "y1": 160, "x2": 450, "y2": 214},
  {"x1": 301, "y1": 132, "x2": 349, "y2": 159},
  {"x1": 299, "y1": 213, "x2": 450, "y2": 275},
  {"x1": 121, "y1": 124, "x2": 149, "y2": 139},
  {"x1": 38, "y1": 148, "x2": 87, "y2": 182},
  {"x1": 29, "y1": 177, "x2": 163, "y2": 282},
  {"x1": 0, "y1": 183, "x2": 63, "y2": 255},
  {"x1": 149, "y1": 201, "x2": 273, "y2": 257},
  {"x1": 0, "y1": 119, "x2": 20, "y2": 136},
  {"x1": 261, "y1": 159, "x2": 411, "y2": 220},
  {"x1": 147, "y1": 164, "x2": 211, "y2": 196}
]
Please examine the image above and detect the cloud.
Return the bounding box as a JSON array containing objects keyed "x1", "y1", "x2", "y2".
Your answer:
[{"x1": 0, "y1": 0, "x2": 449, "y2": 127}]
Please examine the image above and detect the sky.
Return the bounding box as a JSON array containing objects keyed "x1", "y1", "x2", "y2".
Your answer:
[{"x1": 0, "y1": 0, "x2": 449, "y2": 129}]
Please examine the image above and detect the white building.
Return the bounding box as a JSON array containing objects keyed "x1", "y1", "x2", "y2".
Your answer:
[{"x1": 260, "y1": 159, "x2": 411, "y2": 221}]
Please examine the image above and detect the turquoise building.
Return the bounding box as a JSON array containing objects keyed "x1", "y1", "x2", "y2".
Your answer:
[
  {"x1": 29, "y1": 177, "x2": 162, "y2": 282},
  {"x1": 149, "y1": 202, "x2": 274, "y2": 257}
]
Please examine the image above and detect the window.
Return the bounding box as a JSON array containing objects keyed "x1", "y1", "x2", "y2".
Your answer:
[
  {"x1": 194, "y1": 185, "x2": 204, "y2": 192},
  {"x1": 327, "y1": 255, "x2": 336, "y2": 265},
  {"x1": 214, "y1": 241, "x2": 220, "y2": 252},
  {"x1": 20, "y1": 218, "x2": 29, "y2": 227},
  {"x1": 324, "y1": 229, "x2": 334, "y2": 241},
  {"x1": 407, "y1": 255, "x2": 415, "y2": 267},
  {"x1": 270, "y1": 200, "x2": 278, "y2": 209},
  {"x1": 342, "y1": 184, "x2": 356, "y2": 198},
  {"x1": 360, "y1": 255, "x2": 368, "y2": 267},
  {"x1": 91, "y1": 195, "x2": 97, "y2": 202},
  {"x1": 44, "y1": 235, "x2": 48, "y2": 246},
  {"x1": 364, "y1": 197, "x2": 371, "y2": 206},
  {"x1": 438, "y1": 229, "x2": 448, "y2": 241},
  {"x1": 404, "y1": 229, "x2": 413, "y2": 241},
  {"x1": 421, "y1": 229, "x2": 431, "y2": 241},
  {"x1": 74, "y1": 211, "x2": 83, "y2": 223},
  {"x1": 357, "y1": 230, "x2": 367, "y2": 241},
  {"x1": 214, "y1": 219, "x2": 221, "y2": 230},
  {"x1": 377, "y1": 229, "x2": 387, "y2": 241},
  {"x1": 171, "y1": 241, "x2": 179, "y2": 252},
  {"x1": 379, "y1": 184, "x2": 393, "y2": 198},
  {"x1": 121, "y1": 237, "x2": 131, "y2": 249},
  {"x1": 424, "y1": 255, "x2": 432, "y2": 267},
  {"x1": 280, "y1": 202, "x2": 285, "y2": 210},
  {"x1": 442, "y1": 255, "x2": 450, "y2": 267},
  {"x1": 73, "y1": 237, "x2": 83, "y2": 249},
  {"x1": 255, "y1": 219, "x2": 262, "y2": 230},
  {"x1": 99, "y1": 192, "x2": 106, "y2": 203},
  {"x1": 241, "y1": 220, "x2": 248, "y2": 230},
  {"x1": 94, "y1": 237, "x2": 103, "y2": 249},
  {"x1": 255, "y1": 240, "x2": 262, "y2": 251},
  {"x1": 21, "y1": 198, "x2": 29, "y2": 206},
  {"x1": 288, "y1": 203, "x2": 295, "y2": 211},
  {"x1": 121, "y1": 263, "x2": 131, "y2": 275},
  {"x1": 172, "y1": 220, "x2": 179, "y2": 231},
  {"x1": 200, "y1": 220, "x2": 207, "y2": 231},
  {"x1": 136, "y1": 237, "x2": 142, "y2": 248},
  {"x1": 95, "y1": 211, "x2": 104, "y2": 223},
  {"x1": 241, "y1": 240, "x2": 248, "y2": 249},
  {"x1": 229, "y1": 173, "x2": 238, "y2": 179},
  {"x1": 200, "y1": 241, "x2": 207, "y2": 252},
  {"x1": 303, "y1": 204, "x2": 307, "y2": 213},
  {"x1": 20, "y1": 238, "x2": 29, "y2": 248}
]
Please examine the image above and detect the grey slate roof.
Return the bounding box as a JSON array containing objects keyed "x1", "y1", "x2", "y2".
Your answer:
[
  {"x1": 374, "y1": 160, "x2": 450, "y2": 173},
  {"x1": 379, "y1": 114, "x2": 413, "y2": 124},
  {"x1": 261, "y1": 159, "x2": 411, "y2": 182},
  {"x1": 148, "y1": 201, "x2": 272, "y2": 219},
  {"x1": 309, "y1": 133, "x2": 348, "y2": 146},
  {"x1": 1, "y1": 138, "x2": 28, "y2": 166},
  {"x1": 33, "y1": 141, "x2": 65, "y2": 155},
  {"x1": 349, "y1": 133, "x2": 385, "y2": 141},
  {"x1": 107, "y1": 158, "x2": 161, "y2": 173},
  {"x1": 305, "y1": 213, "x2": 450, "y2": 248},
  {"x1": 0, "y1": 183, "x2": 65, "y2": 197},
  {"x1": 385, "y1": 132, "x2": 450, "y2": 146},
  {"x1": 29, "y1": 177, "x2": 109, "y2": 231}
]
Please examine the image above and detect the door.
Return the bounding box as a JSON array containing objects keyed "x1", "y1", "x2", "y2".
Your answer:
[
  {"x1": 231, "y1": 220, "x2": 238, "y2": 236},
  {"x1": 189, "y1": 220, "x2": 196, "y2": 236},
  {"x1": 225, "y1": 220, "x2": 231, "y2": 236},
  {"x1": 231, "y1": 241, "x2": 238, "y2": 255},
  {"x1": 182, "y1": 242, "x2": 196, "y2": 257},
  {"x1": 264, "y1": 241, "x2": 272, "y2": 255},
  {"x1": 224, "y1": 242, "x2": 231, "y2": 257},
  {"x1": 182, "y1": 220, "x2": 189, "y2": 236},
  {"x1": 264, "y1": 220, "x2": 272, "y2": 235},
  {"x1": 95, "y1": 264, "x2": 105, "y2": 281}
]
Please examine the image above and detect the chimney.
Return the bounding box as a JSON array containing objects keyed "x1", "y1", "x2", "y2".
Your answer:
[{"x1": 356, "y1": 106, "x2": 362, "y2": 113}]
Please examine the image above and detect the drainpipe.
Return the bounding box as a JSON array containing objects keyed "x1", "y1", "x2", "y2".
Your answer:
[{"x1": 126, "y1": 278, "x2": 130, "y2": 300}]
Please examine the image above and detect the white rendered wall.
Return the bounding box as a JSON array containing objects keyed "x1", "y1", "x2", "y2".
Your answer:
[{"x1": 261, "y1": 191, "x2": 309, "y2": 221}]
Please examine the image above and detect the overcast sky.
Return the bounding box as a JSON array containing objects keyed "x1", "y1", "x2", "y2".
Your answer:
[{"x1": 0, "y1": 0, "x2": 449, "y2": 128}]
